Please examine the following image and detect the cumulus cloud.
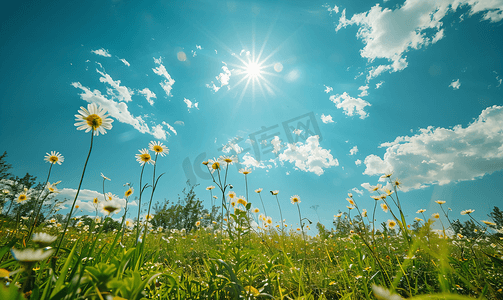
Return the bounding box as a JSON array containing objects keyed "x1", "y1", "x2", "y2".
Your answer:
[
  {"x1": 352, "y1": 187, "x2": 364, "y2": 196},
  {"x1": 97, "y1": 70, "x2": 134, "y2": 102},
  {"x1": 222, "y1": 137, "x2": 243, "y2": 154},
  {"x1": 183, "y1": 98, "x2": 199, "y2": 112},
  {"x1": 207, "y1": 62, "x2": 232, "y2": 92},
  {"x1": 91, "y1": 48, "x2": 111, "y2": 57},
  {"x1": 449, "y1": 79, "x2": 461, "y2": 89},
  {"x1": 363, "y1": 105, "x2": 503, "y2": 191},
  {"x1": 278, "y1": 135, "x2": 339, "y2": 176},
  {"x1": 350, "y1": 146, "x2": 358, "y2": 155},
  {"x1": 293, "y1": 129, "x2": 303, "y2": 136},
  {"x1": 152, "y1": 57, "x2": 175, "y2": 97},
  {"x1": 57, "y1": 188, "x2": 127, "y2": 214},
  {"x1": 138, "y1": 88, "x2": 156, "y2": 106},
  {"x1": 358, "y1": 85, "x2": 369, "y2": 97},
  {"x1": 324, "y1": 85, "x2": 333, "y2": 93},
  {"x1": 330, "y1": 92, "x2": 371, "y2": 119},
  {"x1": 335, "y1": 0, "x2": 503, "y2": 81},
  {"x1": 240, "y1": 153, "x2": 271, "y2": 169},
  {"x1": 271, "y1": 136, "x2": 282, "y2": 154},
  {"x1": 321, "y1": 114, "x2": 334, "y2": 124},
  {"x1": 355, "y1": 159, "x2": 362, "y2": 166}
]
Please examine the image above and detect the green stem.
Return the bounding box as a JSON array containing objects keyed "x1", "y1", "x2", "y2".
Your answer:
[
  {"x1": 54, "y1": 131, "x2": 94, "y2": 258},
  {"x1": 27, "y1": 163, "x2": 54, "y2": 242}
]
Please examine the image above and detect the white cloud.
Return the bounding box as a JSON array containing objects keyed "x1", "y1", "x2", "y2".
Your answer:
[
  {"x1": 222, "y1": 137, "x2": 243, "y2": 154},
  {"x1": 363, "y1": 105, "x2": 503, "y2": 191},
  {"x1": 278, "y1": 135, "x2": 339, "y2": 176},
  {"x1": 321, "y1": 114, "x2": 334, "y2": 124},
  {"x1": 207, "y1": 62, "x2": 232, "y2": 92},
  {"x1": 271, "y1": 136, "x2": 282, "y2": 154},
  {"x1": 152, "y1": 57, "x2": 175, "y2": 97},
  {"x1": 449, "y1": 79, "x2": 461, "y2": 89},
  {"x1": 330, "y1": 92, "x2": 371, "y2": 119},
  {"x1": 196, "y1": 45, "x2": 202, "y2": 50},
  {"x1": 57, "y1": 188, "x2": 127, "y2": 214},
  {"x1": 358, "y1": 85, "x2": 369, "y2": 97},
  {"x1": 97, "y1": 70, "x2": 134, "y2": 102},
  {"x1": 139, "y1": 88, "x2": 156, "y2": 106},
  {"x1": 324, "y1": 85, "x2": 333, "y2": 93},
  {"x1": 350, "y1": 146, "x2": 358, "y2": 155},
  {"x1": 335, "y1": 0, "x2": 503, "y2": 81},
  {"x1": 293, "y1": 129, "x2": 303, "y2": 136},
  {"x1": 355, "y1": 159, "x2": 362, "y2": 166},
  {"x1": 376, "y1": 81, "x2": 385, "y2": 89},
  {"x1": 151, "y1": 124, "x2": 167, "y2": 140},
  {"x1": 174, "y1": 121, "x2": 185, "y2": 126},
  {"x1": 91, "y1": 48, "x2": 111, "y2": 57},
  {"x1": 119, "y1": 58, "x2": 130, "y2": 66},
  {"x1": 162, "y1": 121, "x2": 177, "y2": 135},
  {"x1": 352, "y1": 187, "x2": 364, "y2": 196},
  {"x1": 183, "y1": 98, "x2": 199, "y2": 112},
  {"x1": 72, "y1": 82, "x2": 170, "y2": 140},
  {"x1": 240, "y1": 153, "x2": 271, "y2": 169}
]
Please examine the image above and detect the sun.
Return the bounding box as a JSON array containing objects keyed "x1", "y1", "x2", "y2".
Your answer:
[{"x1": 244, "y1": 61, "x2": 262, "y2": 78}]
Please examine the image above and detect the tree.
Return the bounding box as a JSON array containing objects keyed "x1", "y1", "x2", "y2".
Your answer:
[
  {"x1": 152, "y1": 181, "x2": 214, "y2": 232},
  {"x1": 0, "y1": 152, "x2": 12, "y2": 180}
]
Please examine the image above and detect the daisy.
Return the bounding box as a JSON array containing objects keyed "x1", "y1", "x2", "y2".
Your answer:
[
  {"x1": 239, "y1": 168, "x2": 252, "y2": 175},
  {"x1": 252, "y1": 208, "x2": 260, "y2": 213},
  {"x1": 195, "y1": 221, "x2": 201, "y2": 227},
  {"x1": 416, "y1": 209, "x2": 426, "y2": 214},
  {"x1": 481, "y1": 220, "x2": 496, "y2": 226},
  {"x1": 415, "y1": 217, "x2": 423, "y2": 222},
  {"x1": 432, "y1": 213, "x2": 440, "y2": 219},
  {"x1": 206, "y1": 186, "x2": 215, "y2": 190},
  {"x1": 219, "y1": 155, "x2": 237, "y2": 165},
  {"x1": 237, "y1": 196, "x2": 247, "y2": 206},
  {"x1": 74, "y1": 102, "x2": 113, "y2": 135},
  {"x1": 11, "y1": 248, "x2": 55, "y2": 263},
  {"x1": 145, "y1": 214, "x2": 154, "y2": 221},
  {"x1": 381, "y1": 203, "x2": 389, "y2": 213},
  {"x1": 270, "y1": 190, "x2": 279, "y2": 195},
  {"x1": 435, "y1": 200, "x2": 446, "y2": 205},
  {"x1": 387, "y1": 219, "x2": 397, "y2": 229},
  {"x1": 15, "y1": 191, "x2": 29, "y2": 204},
  {"x1": 46, "y1": 182, "x2": 59, "y2": 193},
  {"x1": 101, "y1": 173, "x2": 111, "y2": 181},
  {"x1": 361, "y1": 209, "x2": 367, "y2": 218},
  {"x1": 461, "y1": 209, "x2": 475, "y2": 215},
  {"x1": 44, "y1": 151, "x2": 64, "y2": 165},
  {"x1": 255, "y1": 188, "x2": 263, "y2": 193},
  {"x1": 290, "y1": 195, "x2": 301, "y2": 204},
  {"x1": 149, "y1": 141, "x2": 169, "y2": 157},
  {"x1": 228, "y1": 191, "x2": 236, "y2": 199},
  {"x1": 32, "y1": 232, "x2": 57, "y2": 247},
  {"x1": 103, "y1": 203, "x2": 120, "y2": 215},
  {"x1": 136, "y1": 149, "x2": 155, "y2": 166},
  {"x1": 346, "y1": 198, "x2": 355, "y2": 206},
  {"x1": 125, "y1": 187, "x2": 134, "y2": 198}
]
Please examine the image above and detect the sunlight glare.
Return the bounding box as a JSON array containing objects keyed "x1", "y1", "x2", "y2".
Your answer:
[{"x1": 245, "y1": 61, "x2": 261, "y2": 78}]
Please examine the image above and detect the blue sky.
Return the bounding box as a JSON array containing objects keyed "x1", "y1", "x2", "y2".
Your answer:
[{"x1": 1, "y1": 0, "x2": 503, "y2": 232}]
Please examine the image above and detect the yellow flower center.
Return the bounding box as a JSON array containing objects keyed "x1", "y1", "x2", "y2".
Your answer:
[
  {"x1": 93, "y1": 198, "x2": 99, "y2": 204},
  {"x1": 19, "y1": 195, "x2": 27, "y2": 201},
  {"x1": 125, "y1": 189, "x2": 133, "y2": 197},
  {"x1": 140, "y1": 153, "x2": 151, "y2": 162},
  {"x1": 85, "y1": 114, "x2": 103, "y2": 130},
  {"x1": 104, "y1": 206, "x2": 118, "y2": 214},
  {"x1": 49, "y1": 156, "x2": 58, "y2": 163},
  {"x1": 153, "y1": 145, "x2": 163, "y2": 153},
  {"x1": 212, "y1": 162, "x2": 220, "y2": 169}
]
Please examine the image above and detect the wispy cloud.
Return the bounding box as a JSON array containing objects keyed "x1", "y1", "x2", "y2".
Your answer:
[
  {"x1": 330, "y1": 92, "x2": 371, "y2": 119},
  {"x1": 363, "y1": 105, "x2": 503, "y2": 191},
  {"x1": 324, "y1": 85, "x2": 333, "y2": 93},
  {"x1": 91, "y1": 48, "x2": 111, "y2": 57},
  {"x1": 119, "y1": 58, "x2": 130, "y2": 66},
  {"x1": 278, "y1": 135, "x2": 338, "y2": 176},
  {"x1": 358, "y1": 85, "x2": 369, "y2": 97},
  {"x1": 97, "y1": 70, "x2": 134, "y2": 102},
  {"x1": 152, "y1": 57, "x2": 175, "y2": 97}
]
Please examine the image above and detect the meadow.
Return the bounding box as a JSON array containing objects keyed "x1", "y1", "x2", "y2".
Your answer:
[{"x1": 0, "y1": 103, "x2": 502, "y2": 300}]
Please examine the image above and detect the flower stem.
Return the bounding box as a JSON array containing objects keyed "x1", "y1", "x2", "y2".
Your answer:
[{"x1": 54, "y1": 131, "x2": 94, "y2": 258}]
